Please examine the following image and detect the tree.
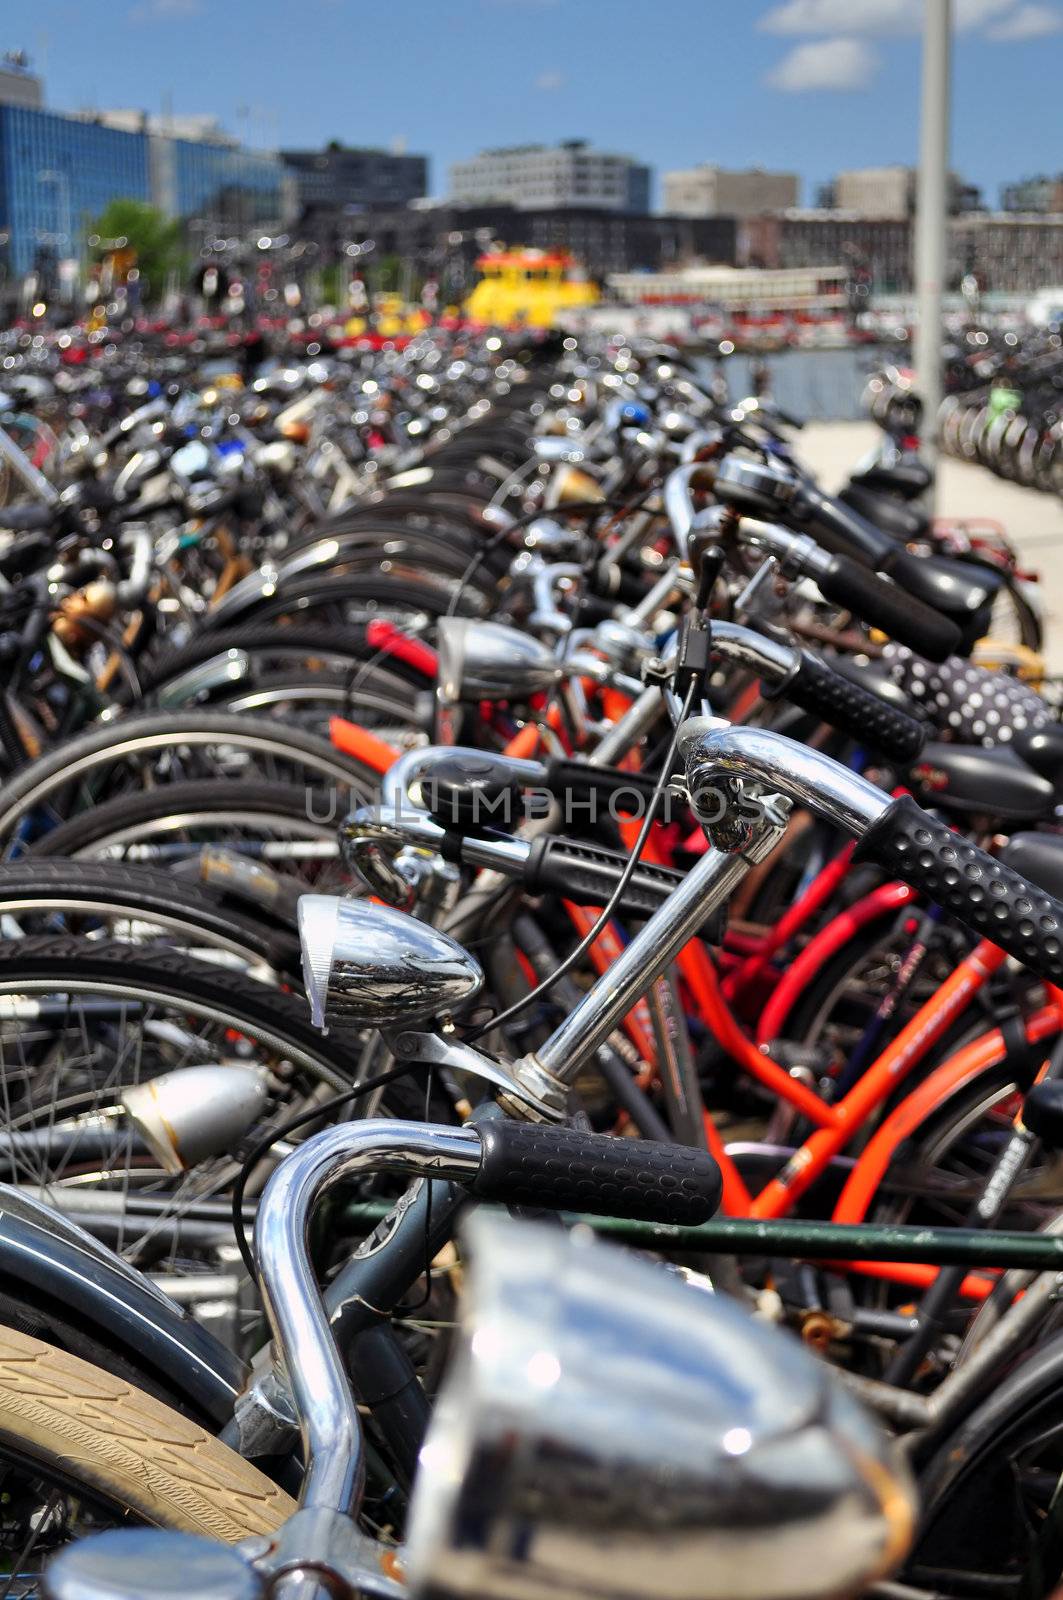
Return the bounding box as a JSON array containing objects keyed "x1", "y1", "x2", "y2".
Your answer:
[
  {"x1": 89, "y1": 200, "x2": 183, "y2": 301},
  {"x1": 376, "y1": 254, "x2": 403, "y2": 293}
]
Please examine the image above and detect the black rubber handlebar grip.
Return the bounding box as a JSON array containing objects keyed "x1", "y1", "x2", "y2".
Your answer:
[
  {"x1": 0, "y1": 504, "x2": 55, "y2": 534},
  {"x1": 545, "y1": 758, "x2": 658, "y2": 810},
  {"x1": 526, "y1": 835, "x2": 686, "y2": 921},
  {"x1": 767, "y1": 650, "x2": 926, "y2": 763},
  {"x1": 853, "y1": 794, "x2": 1063, "y2": 987},
  {"x1": 470, "y1": 1121, "x2": 722, "y2": 1223},
  {"x1": 802, "y1": 488, "x2": 897, "y2": 567},
  {"x1": 817, "y1": 552, "x2": 962, "y2": 662},
  {"x1": 544, "y1": 758, "x2": 682, "y2": 827}
]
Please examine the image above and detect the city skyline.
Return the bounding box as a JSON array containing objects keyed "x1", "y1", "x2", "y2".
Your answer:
[{"x1": 17, "y1": 0, "x2": 1062, "y2": 209}]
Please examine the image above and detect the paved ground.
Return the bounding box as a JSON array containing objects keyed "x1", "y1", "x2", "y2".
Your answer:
[{"x1": 796, "y1": 421, "x2": 1063, "y2": 673}]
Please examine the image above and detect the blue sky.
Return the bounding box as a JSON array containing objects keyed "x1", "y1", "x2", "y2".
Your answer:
[{"x1": 21, "y1": 0, "x2": 1063, "y2": 207}]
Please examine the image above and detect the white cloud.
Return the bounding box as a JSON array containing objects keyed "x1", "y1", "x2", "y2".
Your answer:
[
  {"x1": 760, "y1": 0, "x2": 1020, "y2": 32},
  {"x1": 987, "y1": 1, "x2": 1062, "y2": 34},
  {"x1": 128, "y1": 0, "x2": 203, "y2": 18},
  {"x1": 955, "y1": 0, "x2": 1020, "y2": 26},
  {"x1": 760, "y1": 0, "x2": 919, "y2": 35},
  {"x1": 534, "y1": 68, "x2": 565, "y2": 90},
  {"x1": 766, "y1": 36, "x2": 878, "y2": 90}
]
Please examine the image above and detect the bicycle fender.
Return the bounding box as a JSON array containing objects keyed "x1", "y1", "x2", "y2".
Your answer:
[{"x1": 0, "y1": 1184, "x2": 244, "y2": 1425}]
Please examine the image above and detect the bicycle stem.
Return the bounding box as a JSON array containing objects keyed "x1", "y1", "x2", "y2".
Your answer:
[{"x1": 524, "y1": 813, "x2": 788, "y2": 1089}]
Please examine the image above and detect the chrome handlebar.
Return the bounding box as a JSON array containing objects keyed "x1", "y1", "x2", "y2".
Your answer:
[
  {"x1": 347, "y1": 625, "x2": 807, "y2": 908},
  {"x1": 255, "y1": 1120, "x2": 484, "y2": 1516},
  {"x1": 678, "y1": 720, "x2": 890, "y2": 843}
]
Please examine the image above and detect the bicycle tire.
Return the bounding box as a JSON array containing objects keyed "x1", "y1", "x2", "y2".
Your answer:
[
  {"x1": 134, "y1": 625, "x2": 433, "y2": 701},
  {"x1": 204, "y1": 671, "x2": 423, "y2": 739},
  {"x1": 0, "y1": 858, "x2": 300, "y2": 971},
  {"x1": 29, "y1": 779, "x2": 342, "y2": 867},
  {"x1": 864, "y1": 1058, "x2": 1051, "y2": 1235},
  {"x1": 0, "y1": 1322, "x2": 293, "y2": 1540},
  {"x1": 201, "y1": 570, "x2": 487, "y2": 633},
  {"x1": 0, "y1": 936, "x2": 361, "y2": 1090},
  {"x1": 908, "y1": 1327, "x2": 1063, "y2": 1598},
  {"x1": 0, "y1": 710, "x2": 380, "y2": 846}
]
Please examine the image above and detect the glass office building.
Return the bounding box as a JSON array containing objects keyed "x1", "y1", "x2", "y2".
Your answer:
[
  {"x1": 0, "y1": 103, "x2": 286, "y2": 283},
  {"x1": 0, "y1": 105, "x2": 149, "y2": 277},
  {"x1": 157, "y1": 138, "x2": 285, "y2": 231}
]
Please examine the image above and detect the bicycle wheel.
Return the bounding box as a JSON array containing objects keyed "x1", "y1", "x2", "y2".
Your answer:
[
  {"x1": 909, "y1": 1329, "x2": 1063, "y2": 1599},
  {"x1": 196, "y1": 670, "x2": 425, "y2": 743},
  {"x1": 30, "y1": 780, "x2": 347, "y2": 893},
  {"x1": 866, "y1": 1057, "x2": 1060, "y2": 1236},
  {"x1": 0, "y1": 858, "x2": 298, "y2": 973},
  {"x1": 131, "y1": 636, "x2": 428, "y2": 742},
  {"x1": 0, "y1": 1322, "x2": 290, "y2": 1592},
  {"x1": 0, "y1": 937, "x2": 376, "y2": 1285},
  {"x1": 136, "y1": 626, "x2": 434, "y2": 702},
  {"x1": 203, "y1": 570, "x2": 487, "y2": 634},
  {"x1": 768, "y1": 909, "x2": 964, "y2": 1146},
  {"x1": 0, "y1": 712, "x2": 380, "y2": 853}
]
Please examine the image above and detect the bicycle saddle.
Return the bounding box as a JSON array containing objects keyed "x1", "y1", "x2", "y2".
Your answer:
[
  {"x1": 847, "y1": 459, "x2": 932, "y2": 502},
  {"x1": 840, "y1": 485, "x2": 931, "y2": 544},
  {"x1": 1021, "y1": 1079, "x2": 1063, "y2": 1149},
  {"x1": 890, "y1": 552, "x2": 1004, "y2": 654},
  {"x1": 907, "y1": 742, "x2": 1055, "y2": 823},
  {"x1": 1000, "y1": 831, "x2": 1063, "y2": 901},
  {"x1": 1013, "y1": 723, "x2": 1063, "y2": 789}
]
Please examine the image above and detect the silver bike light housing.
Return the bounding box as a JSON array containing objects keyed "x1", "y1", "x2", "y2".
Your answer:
[
  {"x1": 712, "y1": 454, "x2": 798, "y2": 520},
  {"x1": 44, "y1": 1528, "x2": 263, "y2": 1600},
  {"x1": 406, "y1": 1213, "x2": 915, "y2": 1600},
  {"x1": 437, "y1": 618, "x2": 563, "y2": 704},
  {"x1": 532, "y1": 436, "x2": 587, "y2": 464},
  {"x1": 120, "y1": 1064, "x2": 270, "y2": 1175},
  {"x1": 298, "y1": 894, "x2": 484, "y2": 1033}
]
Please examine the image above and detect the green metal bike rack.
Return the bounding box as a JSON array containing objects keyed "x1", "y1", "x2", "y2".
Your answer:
[{"x1": 340, "y1": 1199, "x2": 1063, "y2": 1271}]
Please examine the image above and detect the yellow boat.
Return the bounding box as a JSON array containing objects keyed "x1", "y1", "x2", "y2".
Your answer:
[{"x1": 464, "y1": 248, "x2": 599, "y2": 329}]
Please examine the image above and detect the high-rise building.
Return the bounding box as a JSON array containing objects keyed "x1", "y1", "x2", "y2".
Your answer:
[
  {"x1": 662, "y1": 165, "x2": 798, "y2": 218},
  {"x1": 449, "y1": 141, "x2": 650, "y2": 214},
  {"x1": 831, "y1": 166, "x2": 982, "y2": 219},
  {"x1": 87, "y1": 109, "x2": 288, "y2": 229},
  {"x1": 833, "y1": 167, "x2": 914, "y2": 220},
  {"x1": 156, "y1": 137, "x2": 287, "y2": 231},
  {"x1": 0, "y1": 76, "x2": 288, "y2": 279},
  {"x1": 1001, "y1": 175, "x2": 1063, "y2": 214},
  {"x1": 0, "y1": 53, "x2": 42, "y2": 111},
  {"x1": 282, "y1": 145, "x2": 428, "y2": 215},
  {"x1": 0, "y1": 106, "x2": 150, "y2": 275}
]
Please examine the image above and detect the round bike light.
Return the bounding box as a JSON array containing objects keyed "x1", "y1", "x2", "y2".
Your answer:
[
  {"x1": 298, "y1": 894, "x2": 484, "y2": 1033},
  {"x1": 120, "y1": 1064, "x2": 271, "y2": 1176},
  {"x1": 406, "y1": 1212, "x2": 916, "y2": 1600}
]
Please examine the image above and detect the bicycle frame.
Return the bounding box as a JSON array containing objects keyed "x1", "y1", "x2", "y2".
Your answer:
[{"x1": 330, "y1": 703, "x2": 1063, "y2": 1286}]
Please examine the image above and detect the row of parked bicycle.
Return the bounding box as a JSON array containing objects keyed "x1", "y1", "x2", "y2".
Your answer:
[
  {"x1": 868, "y1": 324, "x2": 1063, "y2": 493},
  {"x1": 0, "y1": 326, "x2": 1061, "y2": 1599}
]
